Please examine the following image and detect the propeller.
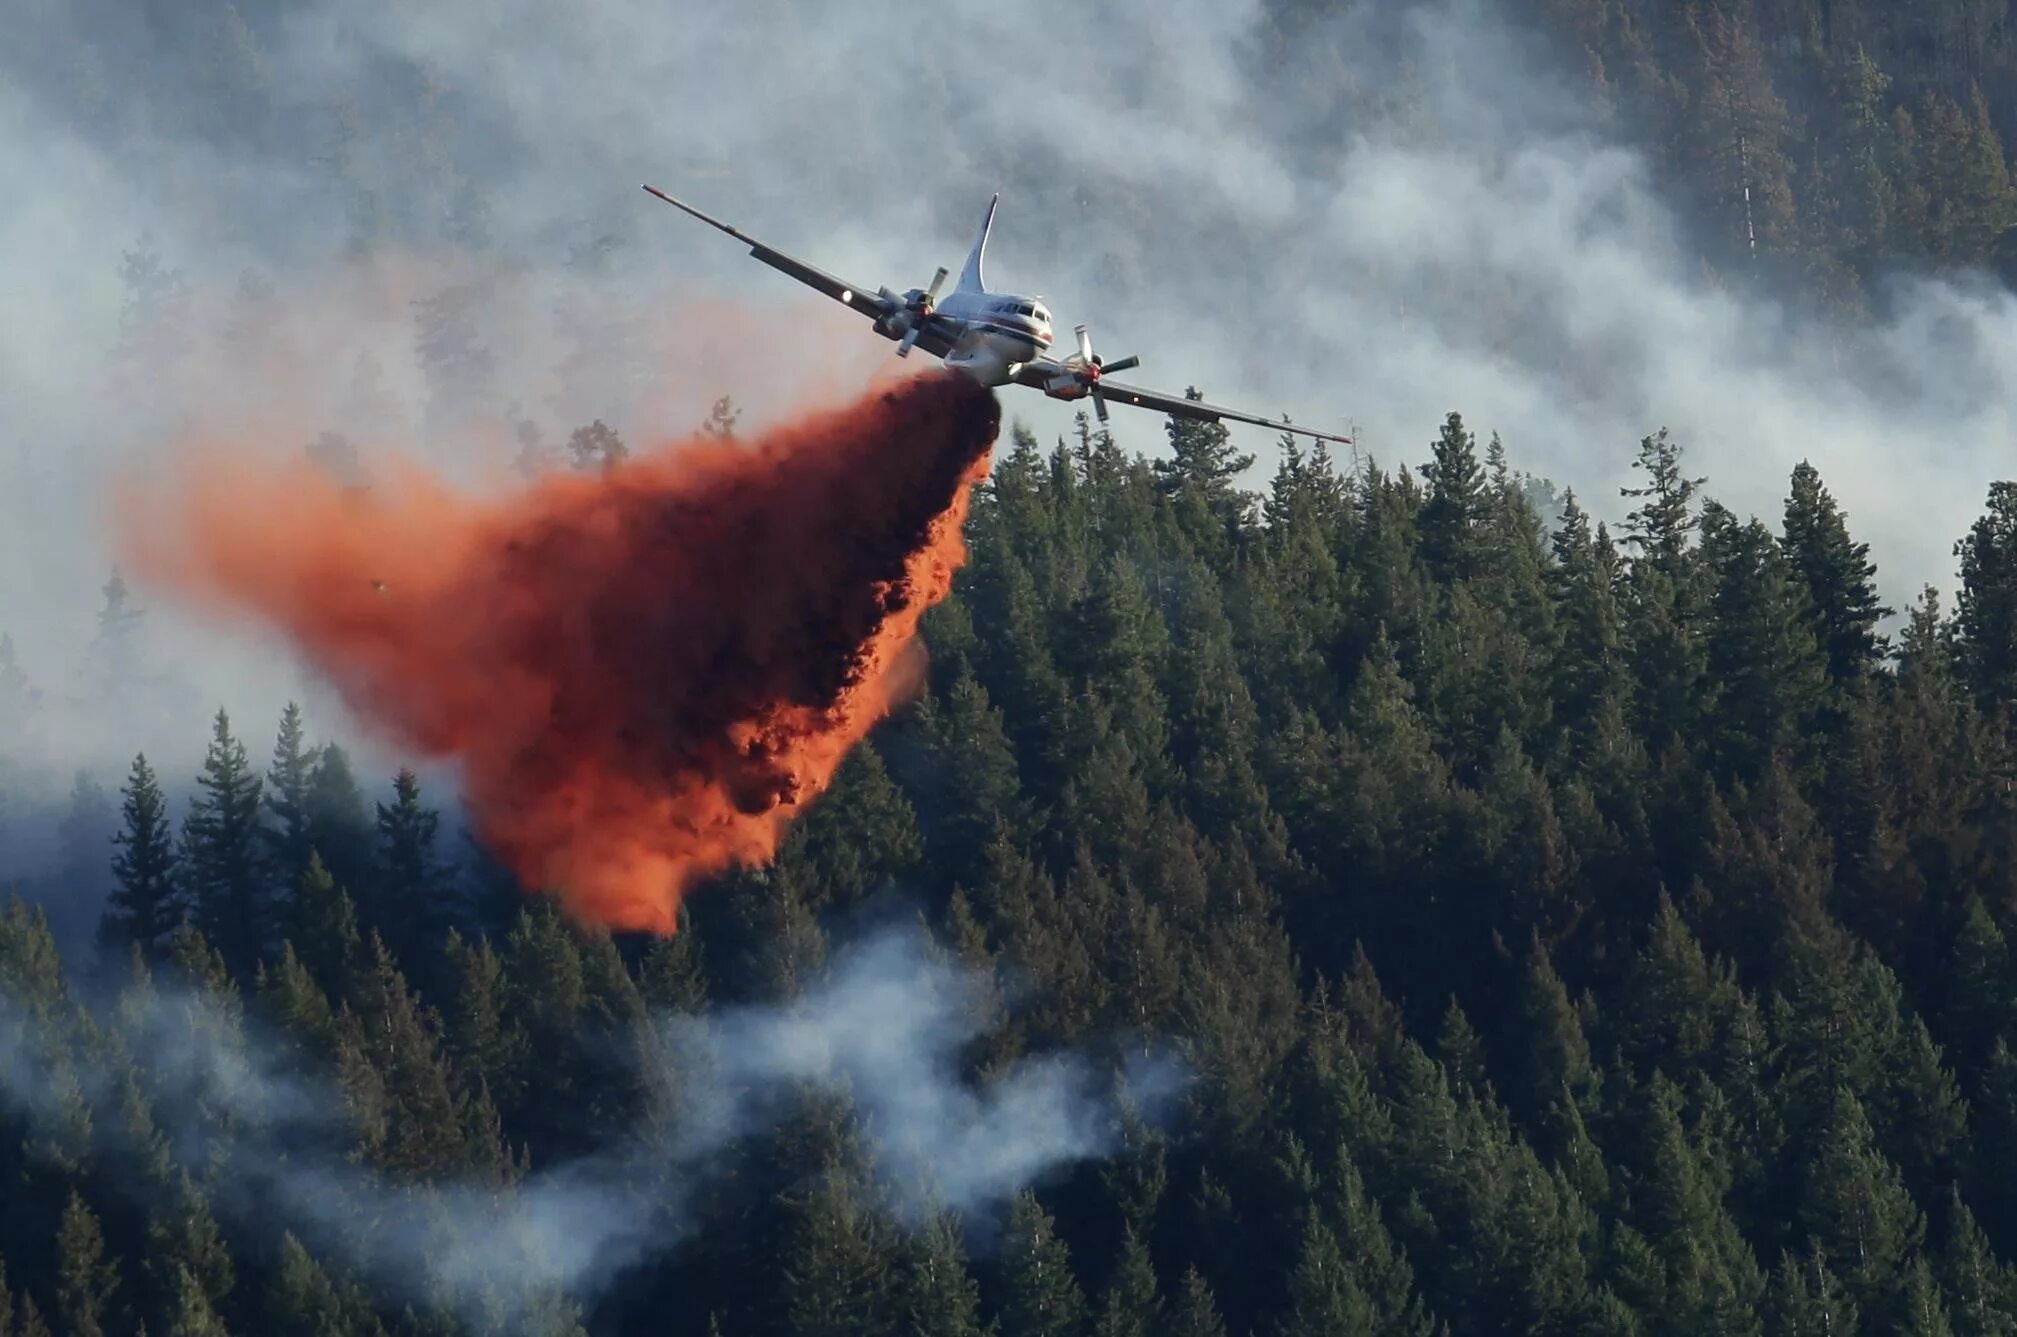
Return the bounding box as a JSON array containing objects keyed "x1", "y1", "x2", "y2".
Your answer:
[
  {"x1": 892, "y1": 266, "x2": 950, "y2": 357},
  {"x1": 1067, "y1": 323, "x2": 1140, "y2": 423}
]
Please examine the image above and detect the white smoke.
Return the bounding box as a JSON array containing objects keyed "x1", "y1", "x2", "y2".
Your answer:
[
  {"x1": 0, "y1": 919, "x2": 1183, "y2": 1321},
  {"x1": 3, "y1": 0, "x2": 2013, "y2": 875}
]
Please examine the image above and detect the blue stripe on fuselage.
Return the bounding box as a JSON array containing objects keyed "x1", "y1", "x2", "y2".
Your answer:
[{"x1": 969, "y1": 319, "x2": 1050, "y2": 352}]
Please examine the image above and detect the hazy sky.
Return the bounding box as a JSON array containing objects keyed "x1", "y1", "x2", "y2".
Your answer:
[{"x1": 3, "y1": 0, "x2": 2014, "y2": 811}]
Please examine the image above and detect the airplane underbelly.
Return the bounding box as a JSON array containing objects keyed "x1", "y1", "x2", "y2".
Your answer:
[{"x1": 944, "y1": 328, "x2": 1035, "y2": 387}]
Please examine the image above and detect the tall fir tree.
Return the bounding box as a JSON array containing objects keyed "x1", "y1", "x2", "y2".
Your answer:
[
  {"x1": 100, "y1": 754, "x2": 184, "y2": 956},
  {"x1": 181, "y1": 710, "x2": 267, "y2": 976}
]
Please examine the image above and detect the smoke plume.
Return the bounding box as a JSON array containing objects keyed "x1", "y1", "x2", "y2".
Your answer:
[
  {"x1": 0, "y1": 918, "x2": 1181, "y2": 1324},
  {"x1": 116, "y1": 370, "x2": 1001, "y2": 932}
]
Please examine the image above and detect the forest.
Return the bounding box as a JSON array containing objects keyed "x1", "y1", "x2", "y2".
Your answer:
[
  {"x1": 4, "y1": 398, "x2": 2017, "y2": 1334},
  {"x1": 9, "y1": 0, "x2": 2017, "y2": 1333}
]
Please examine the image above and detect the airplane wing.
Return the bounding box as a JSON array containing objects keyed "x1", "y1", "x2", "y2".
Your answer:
[
  {"x1": 1013, "y1": 362, "x2": 1352, "y2": 444},
  {"x1": 641, "y1": 184, "x2": 957, "y2": 357}
]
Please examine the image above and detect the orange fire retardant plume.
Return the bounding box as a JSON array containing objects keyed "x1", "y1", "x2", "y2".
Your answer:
[{"x1": 120, "y1": 370, "x2": 1001, "y2": 933}]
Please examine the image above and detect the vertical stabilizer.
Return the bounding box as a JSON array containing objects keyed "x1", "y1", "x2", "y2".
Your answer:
[{"x1": 955, "y1": 194, "x2": 999, "y2": 294}]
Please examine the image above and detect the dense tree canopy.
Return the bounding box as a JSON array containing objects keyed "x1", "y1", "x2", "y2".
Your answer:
[{"x1": 4, "y1": 392, "x2": 2017, "y2": 1334}]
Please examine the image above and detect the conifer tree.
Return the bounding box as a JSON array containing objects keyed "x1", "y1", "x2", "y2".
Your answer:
[
  {"x1": 181, "y1": 709, "x2": 266, "y2": 976},
  {"x1": 1419, "y1": 411, "x2": 1491, "y2": 580},
  {"x1": 1153, "y1": 390, "x2": 1255, "y2": 533},
  {"x1": 895, "y1": 1212, "x2": 986, "y2": 1337},
  {"x1": 1800, "y1": 1088, "x2": 1926, "y2": 1321},
  {"x1": 375, "y1": 765, "x2": 446, "y2": 957},
  {"x1": 778, "y1": 1166, "x2": 898, "y2": 1337},
  {"x1": 998, "y1": 1190, "x2": 1088, "y2": 1337},
  {"x1": 565, "y1": 418, "x2": 628, "y2": 473},
  {"x1": 262, "y1": 702, "x2": 315, "y2": 879},
  {"x1": 303, "y1": 743, "x2": 373, "y2": 908},
  {"x1": 1093, "y1": 1226, "x2": 1162, "y2": 1337},
  {"x1": 54, "y1": 1192, "x2": 119, "y2": 1337},
  {"x1": 1167, "y1": 1268, "x2": 1228, "y2": 1337},
  {"x1": 101, "y1": 753, "x2": 185, "y2": 955},
  {"x1": 1782, "y1": 461, "x2": 1889, "y2": 684},
  {"x1": 1957, "y1": 481, "x2": 2017, "y2": 714},
  {"x1": 1698, "y1": 500, "x2": 1827, "y2": 778}
]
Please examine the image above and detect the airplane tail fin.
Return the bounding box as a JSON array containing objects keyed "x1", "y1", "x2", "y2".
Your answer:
[{"x1": 954, "y1": 193, "x2": 999, "y2": 294}]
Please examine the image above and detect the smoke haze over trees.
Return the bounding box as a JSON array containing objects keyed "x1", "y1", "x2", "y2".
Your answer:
[{"x1": 8, "y1": 0, "x2": 2017, "y2": 1331}]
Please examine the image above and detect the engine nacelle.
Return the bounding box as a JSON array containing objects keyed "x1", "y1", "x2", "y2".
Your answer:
[
  {"x1": 875, "y1": 287, "x2": 930, "y2": 340},
  {"x1": 1044, "y1": 372, "x2": 1089, "y2": 398}
]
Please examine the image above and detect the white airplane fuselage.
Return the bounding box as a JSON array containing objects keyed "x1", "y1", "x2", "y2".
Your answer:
[{"x1": 921, "y1": 289, "x2": 1056, "y2": 387}]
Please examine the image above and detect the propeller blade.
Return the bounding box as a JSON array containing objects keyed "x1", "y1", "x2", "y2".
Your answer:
[
  {"x1": 1074, "y1": 324, "x2": 1094, "y2": 364},
  {"x1": 1093, "y1": 388, "x2": 1110, "y2": 424},
  {"x1": 926, "y1": 266, "x2": 949, "y2": 303},
  {"x1": 1101, "y1": 354, "x2": 1141, "y2": 374},
  {"x1": 897, "y1": 325, "x2": 922, "y2": 357}
]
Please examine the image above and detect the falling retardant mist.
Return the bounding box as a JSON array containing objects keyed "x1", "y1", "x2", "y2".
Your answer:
[{"x1": 117, "y1": 369, "x2": 1002, "y2": 932}]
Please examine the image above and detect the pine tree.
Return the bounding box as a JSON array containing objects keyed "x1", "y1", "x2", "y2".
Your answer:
[
  {"x1": 162, "y1": 1265, "x2": 228, "y2": 1337},
  {"x1": 1153, "y1": 389, "x2": 1256, "y2": 549},
  {"x1": 1957, "y1": 481, "x2": 2017, "y2": 714},
  {"x1": 86, "y1": 568, "x2": 145, "y2": 706},
  {"x1": 1937, "y1": 1186, "x2": 2017, "y2": 1334},
  {"x1": 997, "y1": 1190, "x2": 1088, "y2": 1337},
  {"x1": 565, "y1": 418, "x2": 628, "y2": 473},
  {"x1": 182, "y1": 710, "x2": 266, "y2": 976},
  {"x1": 1419, "y1": 411, "x2": 1491, "y2": 580},
  {"x1": 922, "y1": 675, "x2": 1029, "y2": 883},
  {"x1": 54, "y1": 1192, "x2": 119, "y2": 1337},
  {"x1": 894, "y1": 1212, "x2": 986, "y2": 1337},
  {"x1": 263, "y1": 702, "x2": 315, "y2": 880},
  {"x1": 778, "y1": 1165, "x2": 899, "y2": 1337},
  {"x1": 101, "y1": 753, "x2": 185, "y2": 955},
  {"x1": 1093, "y1": 1226, "x2": 1163, "y2": 1337},
  {"x1": 304, "y1": 743, "x2": 373, "y2": 909},
  {"x1": 1782, "y1": 460, "x2": 1890, "y2": 684},
  {"x1": 265, "y1": 1234, "x2": 383, "y2": 1336},
  {"x1": 1800, "y1": 1087, "x2": 1926, "y2": 1321},
  {"x1": 144, "y1": 1170, "x2": 234, "y2": 1327},
  {"x1": 1698, "y1": 500, "x2": 1827, "y2": 779},
  {"x1": 1276, "y1": 1207, "x2": 1378, "y2": 1336},
  {"x1": 1546, "y1": 492, "x2": 1629, "y2": 760},
  {"x1": 1167, "y1": 1268, "x2": 1228, "y2": 1337},
  {"x1": 375, "y1": 766, "x2": 447, "y2": 958},
  {"x1": 1764, "y1": 1243, "x2": 1861, "y2": 1335},
  {"x1": 1619, "y1": 429, "x2": 1705, "y2": 571}
]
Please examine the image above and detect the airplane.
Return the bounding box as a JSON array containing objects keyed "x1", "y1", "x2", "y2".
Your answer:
[{"x1": 641, "y1": 183, "x2": 1352, "y2": 445}]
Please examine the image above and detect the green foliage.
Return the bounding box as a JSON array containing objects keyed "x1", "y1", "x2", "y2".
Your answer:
[
  {"x1": 181, "y1": 709, "x2": 267, "y2": 976},
  {"x1": 17, "y1": 390, "x2": 2017, "y2": 1335},
  {"x1": 100, "y1": 753, "x2": 185, "y2": 957}
]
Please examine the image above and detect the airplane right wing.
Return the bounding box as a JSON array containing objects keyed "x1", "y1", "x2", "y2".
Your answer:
[
  {"x1": 1013, "y1": 361, "x2": 1353, "y2": 445},
  {"x1": 642, "y1": 184, "x2": 957, "y2": 357}
]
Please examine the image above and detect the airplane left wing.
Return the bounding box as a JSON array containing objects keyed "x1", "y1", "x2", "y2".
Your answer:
[
  {"x1": 1014, "y1": 363, "x2": 1352, "y2": 445},
  {"x1": 642, "y1": 184, "x2": 958, "y2": 357}
]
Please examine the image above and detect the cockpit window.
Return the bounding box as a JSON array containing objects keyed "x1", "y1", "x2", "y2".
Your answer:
[{"x1": 1017, "y1": 303, "x2": 1034, "y2": 317}]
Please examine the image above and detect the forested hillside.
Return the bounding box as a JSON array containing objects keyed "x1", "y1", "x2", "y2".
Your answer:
[
  {"x1": 5, "y1": 401, "x2": 2017, "y2": 1333},
  {"x1": 16, "y1": 0, "x2": 2017, "y2": 308},
  {"x1": 1534, "y1": 0, "x2": 2017, "y2": 303},
  {"x1": 10, "y1": 0, "x2": 2017, "y2": 1333}
]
